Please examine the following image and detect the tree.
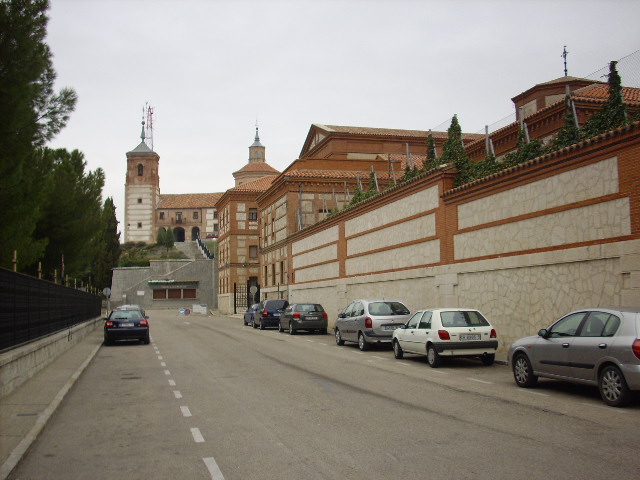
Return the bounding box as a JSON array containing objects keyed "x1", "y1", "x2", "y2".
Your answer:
[
  {"x1": 551, "y1": 95, "x2": 582, "y2": 150},
  {"x1": 31, "y1": 148, "x2": 104, "y2": 276},
  {"x1": 441, "y1": 115, "x2": 472, "y2": 187},
  {"x1": 502, "y1": 126, "x2": 544, "y2": 170},
  {"x1": 423, "y1": 133, "x2": 439, "y2": 172},
  {"x1": 165, "y1": 227, "x2": 175, "y2": 250},
  {"x1": 157, "y1": 227, "x2": 167, "y2": 246},
  {"x1": 0, "y1": 0, "x2": 77, "y2": 268},
  {"x1": 93, "y1": 197, "x2": 121, "y2": 289},
  {"x1": 581, "y1": 61, "x2": 628, "y2": 139}
]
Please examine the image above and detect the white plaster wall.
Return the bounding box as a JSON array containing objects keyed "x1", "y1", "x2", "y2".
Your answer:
[
  {"x1": 346, "y1": 239, "x2": 440, "y2": 275},
  {"x1": 293, "y1": 226, "x2": 339, "y2": 255},
  {"x1": 345, "y1": 186, "x2": 439, "y2": 237},
  {"x1": 348, "y1": 214, "x2": 435, "y2": 256},
  {"x1": 455, "y1": 198, "x2": 631, "y2": 260},
  {"x1": 293, "y1": 244, "x2": 337, "y2": 269},
  {"x1": 458, "y1": 157, "x2": 619, "y2": 229},
  {"x1": 295, "y1": 262, "x2": 339, "y2": 283}
]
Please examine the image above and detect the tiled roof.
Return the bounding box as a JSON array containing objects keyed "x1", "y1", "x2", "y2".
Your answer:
[
  {"x1": 318, "y1": 124, "x2": 482, "y2": 141},
  {"x1": 574, "y1": 84, "x2": 640, "y2": 104},
  {"x1": 231, "y1": 175, "x2": 277, "y2": 192},
  {"x1": 233, "y1": 162, "x2": 280, "y2": 174},
  {"x1": 283, "y1": 154, "x2": 428, "y2": 180},
  {"x1": 158, "y1": 193, "x2": 223, "y2": 209}
]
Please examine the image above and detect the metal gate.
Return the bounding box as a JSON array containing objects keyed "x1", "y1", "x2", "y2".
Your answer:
[{"x1": 233, "y1": 282, "x2": 260, "y2": 314}]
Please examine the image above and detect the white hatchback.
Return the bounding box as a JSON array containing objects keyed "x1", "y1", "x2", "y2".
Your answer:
[{"x1": 392, "y1": 308, "x2": 498, "y2": 367}]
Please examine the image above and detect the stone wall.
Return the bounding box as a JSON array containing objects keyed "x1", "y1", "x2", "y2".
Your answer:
[{"x1": 286, "y1": 125, "x2": 640, "y2": 354}]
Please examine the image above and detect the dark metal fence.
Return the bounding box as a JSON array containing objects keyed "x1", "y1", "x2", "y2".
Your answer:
[{"x1": 0, "y1": 267, "x2": 102, "y2": 351}]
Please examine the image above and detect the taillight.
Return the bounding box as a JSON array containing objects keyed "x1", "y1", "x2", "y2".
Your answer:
[
  {"x1": 438, "y1": 330, "x2": 450, "y2": 340},
  {"x1": 322, "y1": 312, "x2": 328, "y2": 319},
  {"x1": 293, "y1": 312, "x2": 301, "y2": 319},
  {"x1": 140, "y1": 319, "x2": 148, "y2": 327},
  {"x1": 365, "y1": 316, "x2": 373, "y2": 328},
  {"x1": 263, "y1": 309, "x2": 268, "y2": 317},
  {"x1": 632, "y1": 339, "x2": 640, "y2": 360},
  {"x1": 105, "y1": 320, "x2": 114, "y2": 328},
  {"x1": 490, "y1": 328, "x2": 497, "y2": 338}
]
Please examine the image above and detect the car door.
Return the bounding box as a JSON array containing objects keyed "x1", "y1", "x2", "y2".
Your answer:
[
  {"x1": 412, "y1": 311, "x2": 433, "y2": 354},
  {"x1": 532, "y1": 312, "x2": 587, "y2": 377},
  {"x1": 349, "y1": 301, "x2": 365, "y2": 341},
  {"x1": 336, "y1": 303, "x2": 355, "y2": 339},
  {"x1": 568, "y1": 311, "x2": 620, "y2": 382},
  {"x1": 396, "y1": 311, "x2": 423, "y2": 353},
  {"x1": 282, "y1": 305, "x2": 293, "y2": 330}
]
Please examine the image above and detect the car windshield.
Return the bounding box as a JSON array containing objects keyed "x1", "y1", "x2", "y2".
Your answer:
[
  {"x1": 295, "y1": 304, "x2": 324, "y2": 312},
  {"x1": 368, "y1": 302, "x2": 410, "y2": 316},
  {"x1": 112, "y1": 310, "x2": 143, "y2": 320},
  {"x1": 440, "y1": 310, "x2": 489, "y2": 327},
  {"x1": 267, "y1": 300, "x2": 288, "y2": 310}
]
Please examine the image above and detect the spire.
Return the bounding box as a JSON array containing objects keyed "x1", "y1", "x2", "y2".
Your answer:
[
  {"x1": 140, "y1": 119, "x2": 146, "y2": 142},
  {"x1": 251, "y1": 124, "x2": 263, "y2": 147}
]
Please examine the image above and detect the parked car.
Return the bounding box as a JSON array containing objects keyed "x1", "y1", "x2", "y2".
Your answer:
[
  {"x1": 509, "y1": 307, "x2": 640, "y2": 407},
  {"x1": 244, "y1": 303, "x2": 260, "y2": 326},
  {"x1": 335, "y1": 299, "x2": 410, "y2": 350},
  {"x1": 104, "y1": 308, "x2": 150, "y2": 345},
  {"x1": 279, "y1": 303, "x2": 328, "y2": 335},
  {"x1": 392, "y1": 308, "x2": 498, "y2": 367},
  {"x1": 253, "y1": 299, "x2": 289, "y2": 330}
]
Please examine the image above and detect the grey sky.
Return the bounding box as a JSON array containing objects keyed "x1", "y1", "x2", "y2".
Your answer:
[{"x1": 44, "y1": 0, "x2": 640, "y2": 231}]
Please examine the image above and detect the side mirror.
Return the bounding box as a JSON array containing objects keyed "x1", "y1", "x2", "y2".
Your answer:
[
  {"x1": 538, "y1": 328, "x2": 549, "y2": 338},
  {"x1": 338, "y1": 313, "x2": 346, "y2": 319}
]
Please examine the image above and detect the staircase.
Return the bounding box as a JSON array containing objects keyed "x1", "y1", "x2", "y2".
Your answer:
[{"x1": 174, "y1": 241, "x2": 204, "y2": 259}]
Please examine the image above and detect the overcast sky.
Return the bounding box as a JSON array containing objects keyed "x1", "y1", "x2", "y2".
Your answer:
[{"x1": 44, "y1": 0, "x2": 640, "y2": 231}]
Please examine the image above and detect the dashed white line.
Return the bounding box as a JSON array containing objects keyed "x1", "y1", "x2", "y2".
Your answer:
[
  {"x1": 161, "y1": 362, "x2": 166, "y2": 367},
  {"x1": 203, "y1": 457, "x2": 226, "y2": 480},
  {"x1": 397, "y1": 362, "x2": 411, "y2": 367},
  {"x1": 191, "y1": 428, "x2": 205, "y2": 443},
  {"x1": 180, "y1": 406, "x2": 192, "y2": 417},
  {"x1": 372, "y1": 356, "x2": 386, "y2": 360},
  {"x1": 168, "y1": 380, "x2": 176, "y2": 386},
  {"x1": 164, "y1": 370, "x2": 171, "y2": 375},
  {"x1": 158, "y1": 355, "x2": 163, "y2": 360},
  {"x1": 173, "y1": 390, "x2": 182, "y2": 399},
  {"x1": 467, "y1": 378, "x2": 493, "y2": 385}
]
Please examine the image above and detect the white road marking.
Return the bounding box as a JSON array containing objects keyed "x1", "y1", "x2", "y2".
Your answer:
[
  {"x1": 319, "y1": 343, "x2": 328, "y2": 346},
  {"x1": 467, "y1": 377, "x2": 493, "y2": 385},
  {"x1": 168, "y1": 380, "x2": 176, "y2": 386},
  {"x1": 180, "y1": 406, "x2": 192, "y2": 417},
  {"x1": 191, "y1": 428, "x2": 205, "y2": 443},
  {"x1": 203, "y1": 457, "x2": 226, "y2": 480},
  {"x1": 372, "y1": 356, "x2": 386, "y2": 360},
  {"x1": 517, "y1": 390, "x2": 549, "y2": 397},
  {"x1": 164, "y1": 370, "x2": 171, "y2": 375},
  {"x1": 184, "y1": 322, "x2": 191, "y2": 325},
  {"x1": 161, "y1": 362, "x2": 166, "y2": 367},
  {"x1": 397, "y1": 362, "x2": 411, "y2": 367},
  {"x1": 306, "y1": 340, "x2": 314, "y2": 343},
  {"x1": 173, "y1": 390, "x2": 182, "y2": 399},
  {"x1": 158, "y1": 355, "x2": 163, "y2": 360}
]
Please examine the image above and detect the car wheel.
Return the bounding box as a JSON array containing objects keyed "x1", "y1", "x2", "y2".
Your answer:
[
  {"x1": 358, "y1": 333, "x2": 369, "y2": 351},
  {"x1": 103, "y1": 336, "x2": 111, "y2": 346},
  {"x1": 599, "y1": 365, "x2": 632, "y2": 407},
  {"x1": 335, "y1": 328, "x2": 345, "y2": 346},
  {"x1": 393, "y1": 340, "x2": 403, "y2": 359},
  {"x1": 259, "y1": 321, "x2": 265, "y2": 330},
  {"x1": 278, "y1": 322, "x2": 284, "y2": 333},
  {"x1": 481, "y1": 353, "x2": 495, "y2": 366},
  {"x1": 143, "y1": 334, "x2": 150, "y2": 345},
  {"x1": 512, "y1": 353, "x2": 538, "y2": 387},
  {"x1": 427, "y1": 344, "x2": 441, "y2": 368},
  {"x1": 252, "y1": 320, "x2": 257, "y2": 329},
  {"x1": 289, "y1": 322, "x2": 296, "y2": 335}
]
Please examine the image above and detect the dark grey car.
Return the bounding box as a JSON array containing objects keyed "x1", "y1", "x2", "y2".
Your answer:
[
  {"x1": 279, "y1": 303, "x2": 328, "y2": 335},
  {"x1": 335, "y1": 299, "x2": 411, "y2": 351},
  {"x1": 509, "y1": 307, "x2": 640, "y2": 407}
]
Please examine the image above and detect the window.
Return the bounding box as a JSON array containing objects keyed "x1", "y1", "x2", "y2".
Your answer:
[
  {"x1": 193, "y1": 211, "x2": 199, "y2": 220},
  {"x1": 249, "y1": 208, "x2": 258, "y2": 221},
  {"x1": 159, "y1": 212, "x2": 165, "y2": 220},
  {"x1": 249, "y1": 246, "x2": 258, "y2": 258},
  {"x1": 280, "y1": 261, "x2": 285, "y2": 284},
  {"x1": 419, "y1": 311, "x2": 432, "y2": 329},
  {"x1": 137, "y1": 164, "x2": 143, "y2": 176},
  {"x1": 176, "y1": 212, "x2": 182, "y2": 224},
  {"x1": 214, "y1": 211, "x2": 218, "y2": 219},
  {"x1": 549, "y1": 313, "x2": 586, "y2": 338},
  {"x1": 137, "y1": 222, "x2": 142, "y2": 228},
  {"x1": 406, "y1": 312, "x2": 422, "y2": 329},
  {"x1": 137, "y1": 198, "x2": 142, "y2": 204}
]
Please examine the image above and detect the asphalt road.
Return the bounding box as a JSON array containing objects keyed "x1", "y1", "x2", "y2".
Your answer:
[{"x1": 9, "y1": 310, "x2": 640, "y2": 480}]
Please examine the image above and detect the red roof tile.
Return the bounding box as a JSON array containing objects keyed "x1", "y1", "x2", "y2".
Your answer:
[
  {"x1": 230, "y1": 175, "x2": 277, "y2": 192},
  {"x1": 158, "y1": 193, "x2": 222, "y2": 209},
  {"x1": 233, "y1": 162, "x2": 280, "y2": 174}
]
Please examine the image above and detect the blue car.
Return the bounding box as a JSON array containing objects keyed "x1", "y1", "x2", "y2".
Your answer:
[
  {"x1": 244, "y1": 303, "x2": 260, "y2": 326},
  {"x1": 253, "y1": 299, "x2": 289, "y2": 330}
]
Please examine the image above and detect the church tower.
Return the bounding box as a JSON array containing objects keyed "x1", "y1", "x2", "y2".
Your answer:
[
  {"x1": 233, "y1": 126, "x2": 279, "y2": 186},
  {"x1": 124, "y1": 121, "x2": 160, "y2": 243}
]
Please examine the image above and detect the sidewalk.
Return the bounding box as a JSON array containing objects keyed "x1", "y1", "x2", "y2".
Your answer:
[{"x1": 0, "y1": 329, "x2": 104, "y2": 480}]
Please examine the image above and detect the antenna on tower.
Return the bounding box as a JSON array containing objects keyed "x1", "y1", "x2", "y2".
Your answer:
[
  {"x1": 145, "y1": 102, "x2": 154, "y2": 151},
  {"x1": 562, "y1": 46, "x2": 569, "y2": 77}
]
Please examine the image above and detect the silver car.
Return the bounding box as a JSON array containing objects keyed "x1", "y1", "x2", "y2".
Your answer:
[
  {"x1": 335, "y1": 299, "x2": 411, "y2": 351},
  {"x1": 509, "y1": 307, "x2": 640, "y2": 407}
]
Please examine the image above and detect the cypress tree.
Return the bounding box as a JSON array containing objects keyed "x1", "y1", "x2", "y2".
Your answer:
[
  {"x1": 581, "y1": 61, "x2": 628, "y2": 138},
  {"x1": 441, "y1": 115, "x2": 472, "y2": 187}
]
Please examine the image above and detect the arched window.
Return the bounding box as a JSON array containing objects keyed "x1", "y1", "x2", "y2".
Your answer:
[{"x1": 137, "y1": 164, "x2": 144, "y2": 176}]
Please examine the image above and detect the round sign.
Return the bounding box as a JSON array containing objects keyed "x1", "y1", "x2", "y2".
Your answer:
[
  {"x1": 103, "y1": 287, "x2": 111, "y2": 298},
  {"x1": 250, "y1": 286, "x2": 258, "y2": 295}
]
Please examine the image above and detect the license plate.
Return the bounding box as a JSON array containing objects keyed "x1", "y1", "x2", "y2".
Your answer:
[
  {"x1": 384, "y1": 325, "x2": 399, "y2": 330},
  {"x1": 306, "y1": 317, "x2": 319, "y2": 321},
  {"x1": 274, "y1": 313, "x2": 281, "y2": 317},
  {"x1": 121, "y1": 323, "x2": 134, "y2": 327},
  {"x1": 459, "y1": 333, "x2": 481, "y2": 341}
]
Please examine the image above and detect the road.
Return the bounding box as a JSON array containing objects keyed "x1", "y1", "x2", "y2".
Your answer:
[{"x1": 9, "y1": 310, "x2": 640, "y2": 480}]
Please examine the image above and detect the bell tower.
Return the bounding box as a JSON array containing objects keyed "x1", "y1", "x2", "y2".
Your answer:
[{"x1": 124, "y1": 120, "x2": 160, "y2": 243}]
